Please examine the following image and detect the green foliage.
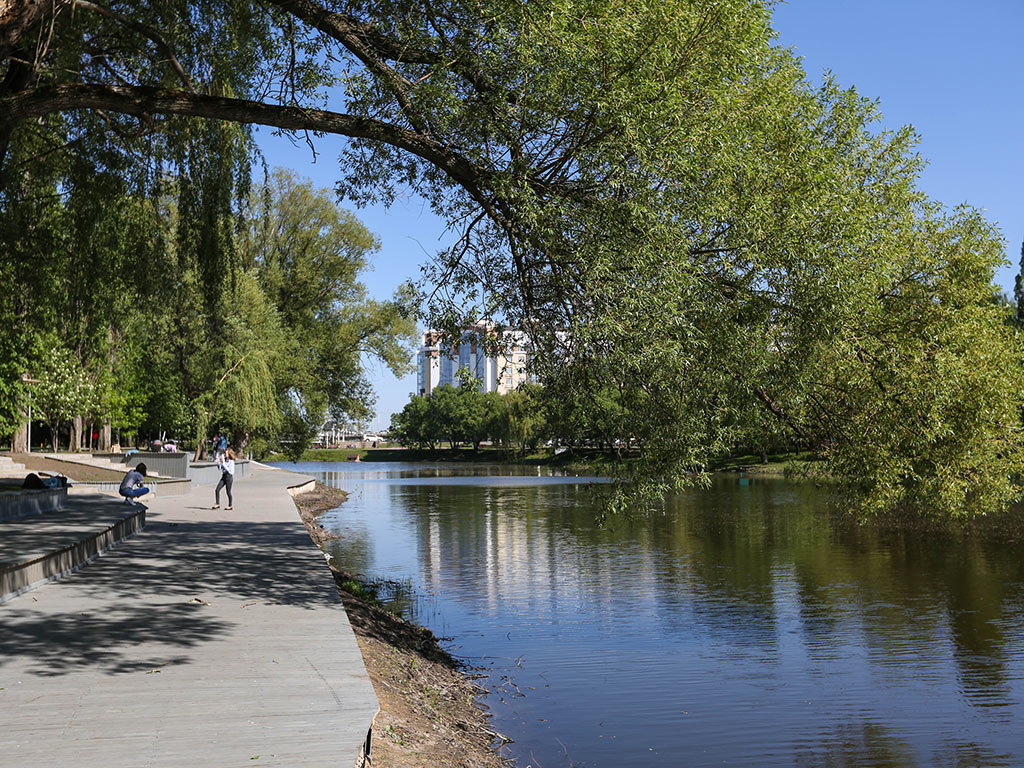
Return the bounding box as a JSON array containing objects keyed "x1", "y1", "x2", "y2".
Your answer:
[
  {"x1": 277, "y1": 396, "x2": 323, "y2": 463},
  {"x1": 0, "y1": 159, "x2": 416, "y2": 456},
  {"x1": 0, "y1": 334, "x2": 28, "y2": 439},
  {"x1": 1015, "y1": 239, "x2": 1024, "y2": 324},
  {"x1": 390, "y1": 394, "x2": 437, "y2": 449},
  {"x1": 32, "y1": 345, "x2": 94, "y2": 451},
  {"x1": 503, "y1": 383, "x2": 548, "y2": 455},
  {"x1": 1, "y1": 0, "x2": 1021, "y2": 515},
  {"x1": 233, "y1": 169, "x2": 418, "y2": 452},
  {"x1": 391, "y1": 381, "x2": 546, "y2": 454},
  {"x1": 356, "y1": 1, "x2": 1023, "y2": 516}
]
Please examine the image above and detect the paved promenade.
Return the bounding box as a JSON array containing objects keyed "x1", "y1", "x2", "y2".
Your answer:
[{"x1": 0, "y1": 466, "x2": 378, "y2": 767}]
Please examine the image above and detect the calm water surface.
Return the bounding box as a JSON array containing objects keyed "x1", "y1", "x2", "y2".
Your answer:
[{"x1": 275, "y1": 461, "x2": 1024, "y2": 767}]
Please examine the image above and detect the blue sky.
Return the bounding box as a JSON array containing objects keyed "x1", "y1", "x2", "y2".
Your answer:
[{"x1": 257, "y1": 1, "x2": 1024, "y2": 427}]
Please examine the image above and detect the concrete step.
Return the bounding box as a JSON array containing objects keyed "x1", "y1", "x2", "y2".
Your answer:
[
  {"x1": 0, "y1": 494, "x2": 145, "y2": 602},
  {"x1": 41, "y1": 454, "x2": 168, "y2": 478}
]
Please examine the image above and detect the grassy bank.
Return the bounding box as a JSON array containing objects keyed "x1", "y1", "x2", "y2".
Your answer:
[
  {"x1": 292, "y1": 483, "x2": 511, "y2": 768},
  {"x1": 709, "y1": 451, "x2": 822, "y2": 477}
]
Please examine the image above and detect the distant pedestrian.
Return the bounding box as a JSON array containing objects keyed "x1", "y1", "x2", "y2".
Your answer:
[
  {"x1": 214, "y1": 433, "x2": 228, "y2": 462},
  {"x1": 213, "y1": 449, "x2": 235, "y2": 510},
  {"x1": 119, "y1": 463, "x2": 149, "y2": 505}
]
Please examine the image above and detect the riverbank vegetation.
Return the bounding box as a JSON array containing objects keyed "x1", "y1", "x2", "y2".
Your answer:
[{"x1": 2, "y1": 0, "x2": 1023, "y2": 516}]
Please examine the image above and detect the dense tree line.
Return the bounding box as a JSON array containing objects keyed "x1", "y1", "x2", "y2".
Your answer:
[
  {"x1": 391, "y1": 377, "x2": 795, "y2": 463},
  {"x1": 1, "y1": 164, "x2": 415, "y2": 455},
  {"x1": 1, "y1": 1, "x2": 1022, "y2": 513},
  {"x1": 391, "y1": 379, "x2": 547, "y2": 453}
]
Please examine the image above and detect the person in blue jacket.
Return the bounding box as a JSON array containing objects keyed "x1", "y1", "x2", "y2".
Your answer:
[{"x1": 214, "y1": 433, "x2": 228, "y2": 462}]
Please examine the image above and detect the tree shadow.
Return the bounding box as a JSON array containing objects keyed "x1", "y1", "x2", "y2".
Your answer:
[
  {"x1": 0, "y1": 514, "x2": 342, "y2": 676},
  {"x1": 0, "y1": 603, "x2": 229, "y2": 676},
  {"x1": 70, "y1": 517, "x2": 342, "y2": 607}
]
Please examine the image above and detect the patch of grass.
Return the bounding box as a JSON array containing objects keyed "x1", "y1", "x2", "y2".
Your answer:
[
  {"x1": 710, "y1": 451, "x2": 823, "y2": 476},
  {"x1": 264, "y1": 447, "x2": 369, "y2": 462},
  {"x1": 338, "y1": 578, "x2": 382, "y2": 604},
  {"x1": 382, "y1": 724, "x2": 407, "y2": 746}
]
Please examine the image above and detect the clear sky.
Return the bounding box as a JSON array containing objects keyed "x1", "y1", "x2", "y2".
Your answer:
[{"x1": 256, "y1": 1, "x2": 1024, "y2": 428}]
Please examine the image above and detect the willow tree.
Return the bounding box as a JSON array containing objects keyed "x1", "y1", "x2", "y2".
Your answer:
[
  {"x1": 238, "y1": 169, "x2": 417, "y2": 450},
  {"x1": 1, "y1": 0, "x2": 1020, "y2": 513}
]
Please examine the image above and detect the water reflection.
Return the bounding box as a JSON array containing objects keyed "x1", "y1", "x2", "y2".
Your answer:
[{"x1": 283, "y1": 463, "x2": 1024, "y2": 767}]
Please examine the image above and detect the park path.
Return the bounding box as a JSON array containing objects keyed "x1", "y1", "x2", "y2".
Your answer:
[{"x1": 0, "y1": 465, "x2": 378, "y2": 767}]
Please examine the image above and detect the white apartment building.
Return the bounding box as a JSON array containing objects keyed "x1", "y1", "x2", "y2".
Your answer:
[{"x1": 417, "y1": 323, "x2": 534, "y2": 396}]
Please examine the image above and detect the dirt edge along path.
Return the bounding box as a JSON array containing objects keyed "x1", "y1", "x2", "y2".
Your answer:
[{"x1": 292, "y1": 482, "x2": 514, "y2": 768}]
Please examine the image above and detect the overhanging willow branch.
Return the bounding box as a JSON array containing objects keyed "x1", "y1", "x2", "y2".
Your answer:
[{"x1": 0, "y1": 82, "x2": 481, "y2": 184}]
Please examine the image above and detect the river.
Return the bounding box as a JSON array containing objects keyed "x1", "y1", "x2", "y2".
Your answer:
[{"x1": 273, "y1": 461, "x2": 1024, "y2": 767}]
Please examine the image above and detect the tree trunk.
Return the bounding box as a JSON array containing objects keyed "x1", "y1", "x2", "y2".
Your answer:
[
  {"x1": 232, "y1": 429, "x2": 250, "y2": 456},
  {"x1": 99, "y1": 419, "x2": 111, "y2": 451},
  {"x1": 0, "y1": 0, "x2": 72, "y2": 62},
  {"x1": 12, "y1": 419, "x2": 27, "y2": 453},
  {"x1": 71, "y1": 415, "x2": 83, "y2": 451}
]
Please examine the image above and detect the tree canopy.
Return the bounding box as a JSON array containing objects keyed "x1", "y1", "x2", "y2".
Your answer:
[{"x1": 1, "y1": 0, "x2": 1021, "y2": 513}]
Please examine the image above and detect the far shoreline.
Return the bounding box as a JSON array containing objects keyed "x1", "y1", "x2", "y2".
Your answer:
[{"x1": 265, "y1": 445, "x2": 818, "y2": 477}]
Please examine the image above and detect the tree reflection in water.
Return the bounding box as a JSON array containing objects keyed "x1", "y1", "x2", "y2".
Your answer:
[{"x1": 297, "y1": 463, "x2": 1024, "y2": 767}]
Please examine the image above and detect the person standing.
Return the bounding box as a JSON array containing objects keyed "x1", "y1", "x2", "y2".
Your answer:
[
  {"x1": 214, "y1": 433, "x2": 228, "y2": 462},
  {"x1": 213, "y1": 449, "x2": 235, "y2": 510},
  {"x1": 119, "y1": 463, "x2": 149, "y2": 505}
]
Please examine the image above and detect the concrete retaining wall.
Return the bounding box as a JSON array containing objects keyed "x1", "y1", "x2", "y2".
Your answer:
[
  {"x1": 94, "y1": 452, "x2": 189, "y2": 478},
  {"x1": 287, "y1": 478, "x2": 316, "y2": 497},
  {"x1": 188, "y1": 460, "x2": 250, "y2": 486},
  {"x1": 0, "y1": 487, "x2": 68, "y2": 522},
  {"x1": 0, "y1": 507, "x2": 145, "y2": 603}
]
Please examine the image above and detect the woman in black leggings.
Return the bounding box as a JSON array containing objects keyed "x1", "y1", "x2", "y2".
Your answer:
[{"x1": 213, "y1": 448, "x2": 235, "y2": 509}]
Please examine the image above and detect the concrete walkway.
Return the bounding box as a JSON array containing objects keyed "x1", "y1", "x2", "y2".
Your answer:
[{"x1": 0, "y1": 466, "x2": 378, "y2": 767}]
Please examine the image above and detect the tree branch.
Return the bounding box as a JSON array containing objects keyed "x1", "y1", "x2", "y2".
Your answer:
[
  {"x1": 0, "y1": 82, "x2": 482, "y2": 185},
  {"x1": 73, "y1": 0, "x2": 195, "y2": 93},
  {"x1": 0, "y1": 0, "x2": 71, "y2": 61}
]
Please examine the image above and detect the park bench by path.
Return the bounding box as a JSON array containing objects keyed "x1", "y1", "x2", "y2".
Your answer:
[{"x1": 0, "y1": 465, "x2": 379, "y2": 767}]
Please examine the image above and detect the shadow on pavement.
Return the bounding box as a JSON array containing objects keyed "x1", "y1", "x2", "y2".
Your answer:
[{"x1": 0, "y1": 516, "x2": 338, "y2": 676}]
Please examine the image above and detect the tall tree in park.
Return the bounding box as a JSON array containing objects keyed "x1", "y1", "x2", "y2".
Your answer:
[
  {"x1": 32, "y1": 346, "x2": 95, "y2": 451},
  {"x1": 1, "y1": 1, "x2": 1021, "y2": 513},
  {"x1": 141, "y1": 167, "x2": 416, "y2": 456},
  {"x1": 238, "y1": 169, "x2": 417, "y2": 449}
]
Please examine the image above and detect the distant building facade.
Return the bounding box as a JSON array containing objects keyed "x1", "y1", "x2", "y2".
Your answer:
[{"x1": 417, "y1": 322, "x2": 535, "y2": 396}]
